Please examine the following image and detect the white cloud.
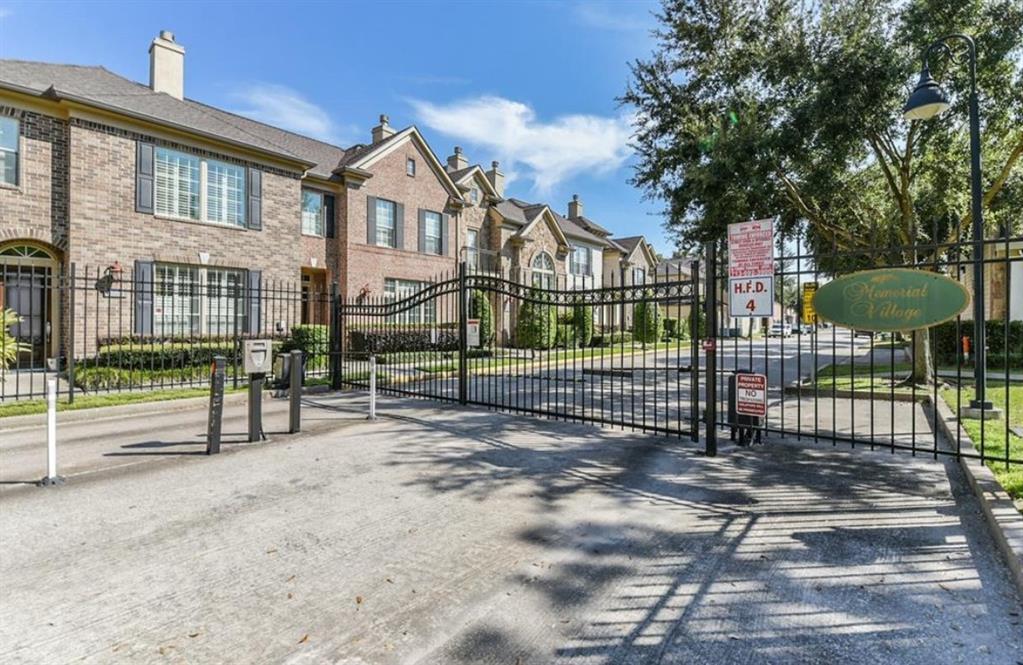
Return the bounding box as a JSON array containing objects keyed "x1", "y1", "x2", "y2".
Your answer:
[
  {"x1": 230, "y1": 83, "x2": 340, "y2": 143},
  {"x1": 410, "y1": 96, "x2": 633, "y2": 193},
  {"x1": 573, "y1": 1, "x2": 654, "y2": 32}
]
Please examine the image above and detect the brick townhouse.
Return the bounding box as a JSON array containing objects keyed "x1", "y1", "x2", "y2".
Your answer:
[
  {"x1": 0, "y1": 32, "x2": 476, "y2": 363},
  {"x1": 0, "y1": 30, "x2": 663, "y2": 367}
]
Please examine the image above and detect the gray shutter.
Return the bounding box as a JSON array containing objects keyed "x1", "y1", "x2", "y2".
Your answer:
[
  {"x1": 135, "y1": 142, "x2": 154, "y2": 214},
  {"x1": 324, "y1": 194, "x2": 336, "y2": 239},
  {"x1": 418, "y1": 209, "x2": 427, "y2": 253},
  {"x1": 366, "y1": 195, "x2": 377, "y2": 244},
  {"x1": 394, "y1": 202, "x2": 405, "y2": 250},
  {"x1": 133, "y1": 260, "x2": 154, "y2": 336},
  {"x1": 441, "y1": 213, "x2": 450, "y2": 256},
  {"x1": 246, "y1": 270, "x2": 262, "y2": 335},
  {"x1": 247, "y1": 169, "x2": 262, "y2": 230}
]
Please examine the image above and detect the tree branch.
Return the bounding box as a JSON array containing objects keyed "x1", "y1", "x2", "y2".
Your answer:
[{"x1": 944, "y1": 132, "x2": 1023, "y2": 245}]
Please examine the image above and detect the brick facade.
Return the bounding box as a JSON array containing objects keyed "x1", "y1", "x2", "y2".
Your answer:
[
  {"x1": 339, "y1": 139, "x2": 459, "y2": 299},
  {"x1": 0, "y1": 106, "x2": 69, "y2": 251}
]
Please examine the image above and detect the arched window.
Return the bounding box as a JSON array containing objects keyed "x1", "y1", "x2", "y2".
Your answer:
[
  {"x1": 0, "y1": 244, "x2": 53, "y2": 259},
  {"x1": 531, "y1": 252, "x2": 555, "y2": 289}
]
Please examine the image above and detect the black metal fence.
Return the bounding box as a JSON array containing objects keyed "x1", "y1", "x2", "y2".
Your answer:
[
  {"x1": 338, "y1": 262, "x2": 701, "y2": 439},
  {"x1": 0, "y1": 261, "x2": 332, "y2": 403},
  {"x1": 702, "y1": 221, "x2": 1021, "y2": 469}
]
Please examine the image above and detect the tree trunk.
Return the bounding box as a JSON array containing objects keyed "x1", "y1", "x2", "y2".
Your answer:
[{"x1": 907, "y1": 329, "x2": 933, "y2": 386}]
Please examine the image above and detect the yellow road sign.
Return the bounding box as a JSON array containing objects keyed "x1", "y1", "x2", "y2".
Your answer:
[{"x1": 802, "y1": 282, "x2": 818, "y2": 324}]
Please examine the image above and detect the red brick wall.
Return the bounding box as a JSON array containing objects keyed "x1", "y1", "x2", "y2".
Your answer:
[{"x1": 340, "y1": 138, "x2": 459, "y2": 299}]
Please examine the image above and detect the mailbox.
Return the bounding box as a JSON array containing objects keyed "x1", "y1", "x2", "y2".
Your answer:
[{"x1": 243, "y1": 339, "x2": 272, "y2": 374}]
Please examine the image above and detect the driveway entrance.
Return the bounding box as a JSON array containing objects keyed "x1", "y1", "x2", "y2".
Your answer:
[{"x1": 1, "y1": 394, "x2": 1019, "y2": 663}]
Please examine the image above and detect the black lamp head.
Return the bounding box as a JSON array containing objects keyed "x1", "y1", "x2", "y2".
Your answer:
[{"x1": 903, "y1": 66, "x2": 951, "y2": 120}]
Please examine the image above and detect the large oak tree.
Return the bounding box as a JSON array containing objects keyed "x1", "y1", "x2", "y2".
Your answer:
[{"x1": 623, "y1": 0, "x2": 1022, "y2": 383}]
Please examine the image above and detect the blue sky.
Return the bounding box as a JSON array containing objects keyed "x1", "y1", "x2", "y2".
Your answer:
[{"x1": 0, "y1": 0, "x2": 673, "y2": 254}]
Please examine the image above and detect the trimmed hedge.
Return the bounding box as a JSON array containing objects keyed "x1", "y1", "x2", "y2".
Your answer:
[
  {"x1": 281, "y1": 324, "x2": 329, "y2": 370},
  {"x1": 592, "y1": 331, "x2": 633, "y2": 347},
  {"x1": 469, "y1": 290, "x2": 495, "y2": 347},
  {"x1": 932, "y1": 320, "x2": 1023, "y2": 368},
  {"x1": 516, "y1": 292, "x2": 558, "y2": 349},
  {"x1": 633, "y1": 297, "x2": 663, "y2": 343},
  {"x1": 349, "y1": 328, "x2": 458, "y2": 354},
  {"x1": 572, "y1": 305, "x2": 594, "y2": 348},
  {"x1": 556, "y1": 323, "x2": 577, "y2": 348}
]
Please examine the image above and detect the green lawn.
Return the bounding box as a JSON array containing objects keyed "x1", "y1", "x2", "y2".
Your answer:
[
  {"x1": 942, "y1": 382, "x2": 1023, "y2": 501},
  {"x1": 0, "y1": 386, "x2": 245, "y2": 419},
  {"x1": 813, "y1": 362, "x2": 917, "y2": 395}
]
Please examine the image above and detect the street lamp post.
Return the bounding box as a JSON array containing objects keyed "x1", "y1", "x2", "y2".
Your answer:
[{"x1": 904, "y1": 34, "x2": 993, "y2": 412}]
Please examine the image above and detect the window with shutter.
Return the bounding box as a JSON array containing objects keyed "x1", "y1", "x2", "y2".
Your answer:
[
  {"x1": 153, "y1": 147, "x2": 247, "y2": 227},
  {"x1": 375, "y1": 198, "x2": 397, "y2": 247},
  {"x1": 301, "y1": 189, "x2": 325, "y2": 236},
  {"x1": 424, "y1": 211, "x2": 442, "y2": 255},
  {"x1": 0, "y1": 117, "x2": 19, "y2": 187}
]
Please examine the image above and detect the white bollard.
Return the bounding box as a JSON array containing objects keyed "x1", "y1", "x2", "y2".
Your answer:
[
  {"x1": 368, "y1": 356, "x2": 377, "y2": 420},
  {"x1": 39, "y1": 376, "x2": 64, "y2": 486}
]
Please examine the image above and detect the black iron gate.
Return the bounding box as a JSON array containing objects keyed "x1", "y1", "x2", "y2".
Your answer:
[{"x1": 337, "y1": 262, "x2": 702, "y2": 440}]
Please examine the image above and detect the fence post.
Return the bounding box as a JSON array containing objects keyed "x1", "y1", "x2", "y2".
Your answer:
[
  {"x1": 690, "y1": 259, "x2": 700, "y2": 443},
  {"x1": 67, "y1": 263, "x2": 76, "y2": 404},
  {"x1": 289, "y1": 349, "x2": 302, "y2": 433},
  {"x1": 704, "y1": 242, "x2": 718, "y2": 457},
  {"x1": 368, "y1": 355, "x2": 377, "y2": 419},
  {"x1": 458, "y1": 261, "x2": 468, "y2": 405},
  {"x1": 330, "y1": 281, "x2": 342, "y2": 391}
]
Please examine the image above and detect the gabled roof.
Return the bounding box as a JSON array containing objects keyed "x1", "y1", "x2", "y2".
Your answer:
[
  {"x1": 492, "y1": 199, "x2": 569, "y2": 248},
  {"x1": 495, "y1": 198, "x2": 610, "y2": 247},
  {"x1": 337, "y1": 125, "x2": 463, "y2": 199},
  {"x1": 615, "y1": 235, "x2": 659, "y2": 267},
  {"x1": 448, "y1": 164, "x2": 499, "y2": 198},
  {"x1": 571, "y1": 215, "x2": 611, "y2": 237},
  {"x1": 0, "y1": 60, "x2": 346, "y2": 173}
]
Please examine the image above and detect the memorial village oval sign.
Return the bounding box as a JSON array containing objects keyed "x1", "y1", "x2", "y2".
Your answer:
[{"x1": 812, "y1": 268, "x2": 970, "y2": 332}]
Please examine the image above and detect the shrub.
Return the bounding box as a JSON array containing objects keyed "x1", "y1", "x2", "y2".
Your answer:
[
  {"x1": 516, "y1": 291, "x2": 558, "y2": 349},
  {"x1": 1, "y1": 308, "x2": 29, "y2": 371},
  {"x1": 932, "y1": 320, "x2": 1023, "y2": 366},
  {"x1": 469, "y1": 290, "x2": 495, "y2": 347},
  {"x1": 592, "y1": 331, "x2": 633, "y2": 347},
  {"x1": 556, "y1": 323, "x2": 577, "y2": 348},
  {"x1": 282, "y1": 324, "x2": 330, "y2": 370},
  {"x1": 349, "y1": 328, "x2": 458, "y2": 354},
  {"x1": 572, "y1": 305, "x2": 594, "y2": 347},
  {"x1": 633, "y1": 296, "x2": 663, "y2": 343}
]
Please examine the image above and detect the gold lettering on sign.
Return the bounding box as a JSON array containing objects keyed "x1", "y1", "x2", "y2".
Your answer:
[{"x1": 843, "y1": 281, "x2": 926, "y2": 325}]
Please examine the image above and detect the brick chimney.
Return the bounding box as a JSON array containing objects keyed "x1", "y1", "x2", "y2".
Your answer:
[
  {"x1": 149, "y1": 30, "x2": 184, "y2": 99},
  {"x1": 486, "y1": 161, "x2": 504, "y2": 197},
  {"x1": 371, "y1": 114, "x2": 395, "y2": 143},
  {"x1": 568, "y1": 194, "x2": 583, "y2": 219},
  {"x1": 446, "y1": 146, "x2": 469, "y2": 172}
]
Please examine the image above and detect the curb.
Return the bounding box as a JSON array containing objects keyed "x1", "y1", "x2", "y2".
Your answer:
[
  {"x1": 783, "y1": 383, "x2": 933, "y2": 403},
  {"x1": 933, "y1": 395, "x2": 1023, "y2": 598}
]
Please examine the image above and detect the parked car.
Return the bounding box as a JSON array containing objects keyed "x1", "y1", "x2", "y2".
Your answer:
[
  {"x1": 796, "y1": 324, "x2": 814, "y2": 335},
  {"x1": 768, "y1": 323, "x2": 793, "y2": 337}
]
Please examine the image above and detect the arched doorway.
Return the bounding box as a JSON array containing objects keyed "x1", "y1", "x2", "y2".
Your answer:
[{"x1": 0, "y1": 241, "x2": 61, "y2": 367}]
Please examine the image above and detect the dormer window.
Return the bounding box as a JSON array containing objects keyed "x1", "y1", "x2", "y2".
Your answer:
[
  {"x1": 470, "y1": 187, "x2": 479, "y2": 205},
  {"x1": 406, "y1": 158, "x2": 416, "y2": 177}
]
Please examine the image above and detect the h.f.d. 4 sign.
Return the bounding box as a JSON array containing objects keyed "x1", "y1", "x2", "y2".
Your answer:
[{"x1": 730, "y1": 276, "x2": 774, "y2": 318}]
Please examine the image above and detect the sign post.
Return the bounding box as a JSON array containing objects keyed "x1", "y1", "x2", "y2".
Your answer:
[{"x1": 727, "y1": 219, "x2": 775, "y2": 319}]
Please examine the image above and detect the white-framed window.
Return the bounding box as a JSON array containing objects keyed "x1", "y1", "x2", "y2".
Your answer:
[
  {"x1": 153, "y1": 263, "x2": 246, "y2": 336},
  {"x1": 424, "y1": 211, "x2": 442, "y2": 255},
  {"x1": 531, "y1": 251, "x2": 555, "y2": 289},
  {"x1": 376, "y1": 198, "x2": 397, "y2": 247},
  {"x1": 466, "y1": 229, "x2": 479, "y2": 269},
  {"x1": 302, "y1": 189, "x2": 325, "y2": 236},
  {"x1": 570, "y1": 246, "x2": 592, "y2": 276},
  {"x1": 633, "y1": 268, "x2": 646, "y2": 285},
  {"x1": 0, "y1": 117, "x2": 18, "y2": 186},
  {"x1": 470, "y1": 187, "x2": 479, "y2": 205},
  {"x1": 406, "y1": 158, "x2": 416, "y2": 176},
  {"x1": 384, "y1": 278, "x2": 436, "y2": 324},
  {"x1": 154, "y1": 147, "x2": 246, "y2": 227}
]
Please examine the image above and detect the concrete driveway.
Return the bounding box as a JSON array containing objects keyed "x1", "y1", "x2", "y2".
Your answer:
[{"x1": 1, "y1": 394, "x2": 1020, "y2": 664}]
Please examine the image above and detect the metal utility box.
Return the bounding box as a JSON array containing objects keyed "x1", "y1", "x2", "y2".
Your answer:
[{"x1": 243, "y1": 339, "x2": 273, "y2": 374}]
